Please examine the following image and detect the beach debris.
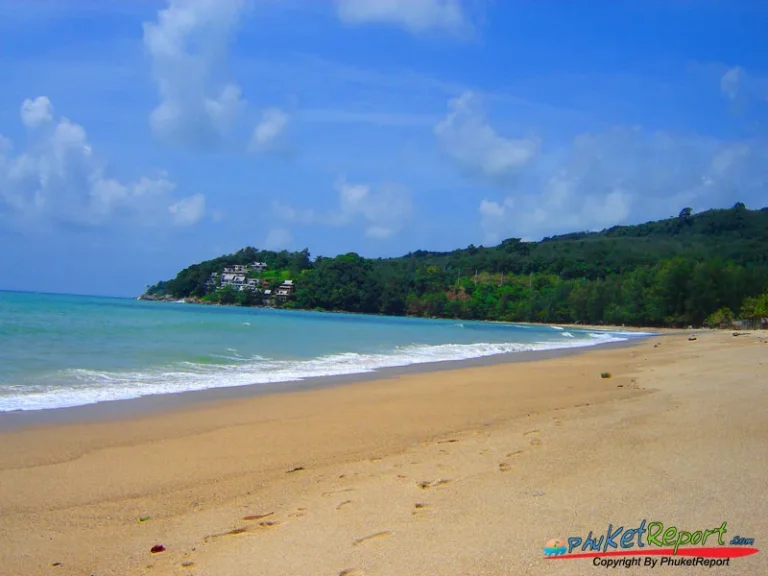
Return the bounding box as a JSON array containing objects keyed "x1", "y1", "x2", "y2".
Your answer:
[
  {"x1": 418, "y1": 479, "x2": 452, "y2": 490},
  {"x1": 600, "y1": 372, "x2": 612, "y2": 379},
  {"x1": 150, "y1": 544, "x2": 166, "y2": 553},
  {"x1": 414, "y1": 503, "x2": 428, "y2": 509},
  {"x1": 654, "y1": 342, "x2": 660, "y2": 348},
  {"x1": 437, "y1": 438, "x2": 458, "y2": 444},
  {"x1": 51, "y1": 562, "x2": 62, "y2": 567},
  {"x1": 286, "y1": 466, "x2": 305, "y2": 474},
  {"x1": 688, "y1": 336, "x2": 698, "y2": 341},
  {"x1": 139, "y1": 515, "x2": 150, "y2": 522},
  {"x1": 181, "y1": 561, "x2": 195, "y2": 568}
]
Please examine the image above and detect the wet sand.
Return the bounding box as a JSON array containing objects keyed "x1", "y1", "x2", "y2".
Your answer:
[{"x1": 0, "y1": 330, "x2": 765, "y2": 575}]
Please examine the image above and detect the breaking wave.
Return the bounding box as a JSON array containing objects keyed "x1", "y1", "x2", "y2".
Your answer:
[{"x1": 0, "y1": 332, "x2": 641, "y2": 412}]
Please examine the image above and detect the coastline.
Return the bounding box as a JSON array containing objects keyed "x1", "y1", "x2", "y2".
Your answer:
[
  {"x1": 136, "y1": 293, "x2": 675, "y2": 333},
  {"x1": 2, "y1": 330, "x2": 763, "y2": 576},
  {"x1": 0, "y1": 334, "x2": 651, "y2": 430}
]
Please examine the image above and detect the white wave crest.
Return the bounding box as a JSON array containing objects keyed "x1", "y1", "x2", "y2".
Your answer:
[{"x1": 0, "y1": 334, "x2": 639, "y2": 412}]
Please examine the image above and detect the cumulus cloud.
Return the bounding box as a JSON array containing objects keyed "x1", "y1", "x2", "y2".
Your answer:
[
  {"x1": 721, "y1": 66, "x2": 744, "y2": 100},
  {"x1": 0, "y1": 97, "x2": 206, "y2": 229},
  {"x1": 272, "y1": 177, "x2": 412, "y2": 239},
  {"x1": 20, "y1": 96, "x2": 53, "y2": 127},
  {"x1": 435, "y1": 91, "x2": 539, "y2": 180},
  {"x1": 143, "y1": 0, "x2": 248, "y2": 148},
  {"x1": 249, "y1": 108, "x2": 289, "y2": 153},
  {"x1": 476, "y1": 125, "x2": 768, "y2": 244},
  {"x1": 336, "y1": 0, "x2": 466, "y2": 34}
]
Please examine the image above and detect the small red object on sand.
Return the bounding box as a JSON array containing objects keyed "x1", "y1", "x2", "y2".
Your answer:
[{"x1": 151, "y1": 545, "x2": 166, "y2": 553}]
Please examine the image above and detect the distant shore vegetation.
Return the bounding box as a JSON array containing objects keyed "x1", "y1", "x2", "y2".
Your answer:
[{"x1": 144, "y1": 204, "x2": 768, "y2": 329}]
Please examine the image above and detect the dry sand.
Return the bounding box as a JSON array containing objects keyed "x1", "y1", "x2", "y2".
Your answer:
[{"x1": 0, "y1": 330, "x2": 766, "y2": 575}]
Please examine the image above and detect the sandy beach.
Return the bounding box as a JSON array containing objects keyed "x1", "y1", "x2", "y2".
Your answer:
[{"x1": 0, "y1": 330, "x2": 766, "y2": 575}]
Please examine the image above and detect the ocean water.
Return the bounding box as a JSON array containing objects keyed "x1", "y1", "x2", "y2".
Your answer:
[{"x1": 0, "y1": 291, "x2": 654, "y2": 412}]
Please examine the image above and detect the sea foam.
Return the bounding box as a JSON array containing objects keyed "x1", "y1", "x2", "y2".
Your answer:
[{"x1": 0, "y1": 332, "x2": 637, "y2": 412}]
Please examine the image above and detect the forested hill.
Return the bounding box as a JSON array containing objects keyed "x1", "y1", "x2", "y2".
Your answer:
[{"x1": 145, "y1": 205, "x2": 768, "y2": 328}]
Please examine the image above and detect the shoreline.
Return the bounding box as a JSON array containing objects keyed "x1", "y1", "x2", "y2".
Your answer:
[
  {"x1": 0, "y1": 330, "x2": 765, "y2": 576},
  {"x1": 0, "y1": 335, "x2": 650, "y2": 430},
  {"x1": 137, "y1": 293, "x2": 680, "y2": 332}
]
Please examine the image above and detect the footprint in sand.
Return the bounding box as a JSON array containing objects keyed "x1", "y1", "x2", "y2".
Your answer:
[
  {"x1": 323, "y1": 487, "x2": 355, "y2": 497},
  {"x1": 524, "y1": 430, "x2": 543, "y2": 446},
  {"x1": 339, "y1": 569, "x2": 364, "y2": 576},
  {"x1": 336, "y1": 500, "x2": 353, "y2": 510},
  {"x1": 499, "y1": 461, "x2": 513, "y2": 472},
  {"x1": 412, "y1": 502, "x2": 431, "y2": 517},
  {"x1": 353, "y1": 531, "x2": 392, "y2": 547}
]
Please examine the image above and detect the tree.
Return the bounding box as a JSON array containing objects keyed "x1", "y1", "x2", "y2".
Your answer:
[
  {"x1": 144, "y1": 206, "x2": 768, "y2": 328},
  {"x1": 740, "y1": 293, "x2": 768, "y2": 326},
  {"x1": 704, "y1": 308, "x2": 734, "y2": 329}
]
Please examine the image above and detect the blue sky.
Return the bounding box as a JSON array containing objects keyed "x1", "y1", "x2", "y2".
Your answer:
[{"x1": 0, "y1": 0, "x2": 766, "y2": 297}]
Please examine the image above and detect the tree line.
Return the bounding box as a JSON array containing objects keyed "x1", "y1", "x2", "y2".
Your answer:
[{"x1": 146, "y1": 205, "x2": 768, "y2": 328}]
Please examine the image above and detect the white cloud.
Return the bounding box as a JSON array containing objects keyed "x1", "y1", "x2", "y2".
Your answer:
[
  {"x1": 20, "y1": 96, "x2": 53, "y2": 127},
  {"x1": 272, "y1": 178, "x2": 412, "y2": 239},
  {"x1": 336, "y1": 0, "x2": 466, "y2": 34},
  {"x1": 435, "y1": 91, "x2": 539, "y2": 179},
  {"x1": 336, "y1": 178, "x2": 412, "y2": 237},
  {"x1": 143, "y1": 0, "x2": 248, "y2": 148},
  {"x1": 169, "y1": 193, "x2": 206, "y2": 226},
  {"x1": 0, "y1": 97, "x2": 206, "y2": 229},
  {"x1": 721, "y1": 66, "x2": 744, "y2": 100},
  {"x1": 476, "y1": 125, "x2": 768, "y2": 243},
  {"x1": 365, "y1": 225, "x2": 395, "y2": 239},
  {"x1": 249, "y1": 108, "x2": 289, "y2": 153},
  {"x1": 264, "y1": 227, "x2": 292, "y2": 250}
]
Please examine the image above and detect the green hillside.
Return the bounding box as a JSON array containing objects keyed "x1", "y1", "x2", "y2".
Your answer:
[{"x1": 144, "y1": 204, "x2": 768, "y2": 328}]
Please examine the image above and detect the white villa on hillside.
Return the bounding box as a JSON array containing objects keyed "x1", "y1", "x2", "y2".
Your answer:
[
  {"x1": 211, "y1": 262, "x2": 294, "y2": 301},
  {"x1": 275, "y1": 280, "x2": 295, "y2": 300}
]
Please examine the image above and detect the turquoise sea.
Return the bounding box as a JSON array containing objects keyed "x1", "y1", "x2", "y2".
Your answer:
[{"x1": 0, "y1": 291, "x2": 653, "y2": 412}]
